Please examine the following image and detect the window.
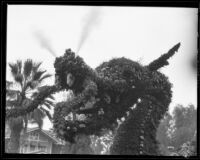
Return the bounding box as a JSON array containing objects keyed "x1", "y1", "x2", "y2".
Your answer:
[
  {"x1": 30, "y1": 144, "x2": 36, "y2": 152},
  {"x1": 29, "y1": 132, "x2": 39, "y2": 140},
  {"x1": 38, "y1": 144, "x2": 47, "y2": 152}
]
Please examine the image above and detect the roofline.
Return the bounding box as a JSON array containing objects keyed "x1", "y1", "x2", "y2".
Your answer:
[
  {"x1": 28, "y1": 150, "x2": 48, "y2": 154},
  {"x1": 25, "y1": 127, "x2": 62, "y2": 144}
]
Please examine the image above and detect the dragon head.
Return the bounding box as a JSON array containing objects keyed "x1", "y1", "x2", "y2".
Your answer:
[{"x1": 54, "y1": 49, "x2": 93, "y2": 94}]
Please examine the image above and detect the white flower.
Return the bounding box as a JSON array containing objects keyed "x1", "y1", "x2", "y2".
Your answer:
[
  {"x1": 137, "y1": 98, "x2": 141, "y2": 103},
  {"x1": 64, "y1": 113, "x2": 73, "y2": 121},
  {"x1": 76, "y1": 114, "x2": 86, "y2": 121},
  {"x1": 131, "y1": 104, "x2": 137, "y2": 110},
  {"x1": 98, "y1": 108, "x2": 104, "y2": 115}
]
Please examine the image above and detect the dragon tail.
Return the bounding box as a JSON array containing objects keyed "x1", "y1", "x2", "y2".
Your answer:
[{"x1": 148, "y1": 43, "x2": 181, "y2": 71}]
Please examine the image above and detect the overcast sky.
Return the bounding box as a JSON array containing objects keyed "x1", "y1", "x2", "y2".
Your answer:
[{"x1": 6, "y1": 5, "x2": 198, "y2": 130}]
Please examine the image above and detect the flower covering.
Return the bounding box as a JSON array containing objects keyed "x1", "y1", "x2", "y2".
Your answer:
[{"x1": 52, "y1": 43, "x2": 180, "y2": 155}]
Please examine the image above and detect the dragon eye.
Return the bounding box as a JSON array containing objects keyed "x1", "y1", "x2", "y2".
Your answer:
[{"x1": 66, "y1": 73, "x2": 75, "y2": 87}]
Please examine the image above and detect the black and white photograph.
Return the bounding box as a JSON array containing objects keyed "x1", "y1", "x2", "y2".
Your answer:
[{"x1": 3, "y1": 2, "x2": 198, "y2": 157}]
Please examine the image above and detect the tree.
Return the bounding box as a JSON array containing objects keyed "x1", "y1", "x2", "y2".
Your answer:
[
  {"x1": 178, "y1": 131, "x2": 197, "y2": 157},
  {"x1": 171, "y1": 104, "x2": 197, "y2": 150},
  {"x1": 6, "y1": 59, "x2": 53, "y2": 153},
  {"x1": 156, "y1": 112, "x2": 173, "y2": 155},
  {"x1": 156, "y1": 104, "x2": 197, "y2": 156},
  {"x1": 90, "y1": 130, "x2": 114, "y2": 154}
]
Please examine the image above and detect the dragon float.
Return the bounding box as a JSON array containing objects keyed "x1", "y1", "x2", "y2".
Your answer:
[{"x1": 6, "y1": 43, "x2": 181, "y2": 155}]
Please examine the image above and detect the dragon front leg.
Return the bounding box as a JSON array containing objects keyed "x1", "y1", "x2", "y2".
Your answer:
[
  {"x1": 53, "y1": 79, "x2": 98, "y2": 142},
  {"x1": 6, "y1": 85, "x2": 60, "y2": 119}
]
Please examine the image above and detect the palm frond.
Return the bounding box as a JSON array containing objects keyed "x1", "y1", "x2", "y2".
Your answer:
[
  {"x1": 30, "y1": 90, "x2": 48, "y2": 102},
  {"x1": 39, "y1": 74, "x2": 52, "y2": 83},
  {"x1": 37, "y1": 108, "x2": 46, "y2": 119},
  {"x1": 37, "y1": 85, "x2": 50, "y2": 92},
  {"x1": 40, "y1": 107, "x2": 52, "y2": 121},
  {"x1": 17, "y1": 60, "x2": 22, "y2": 74},
  {"x1": 14, "y1": 73, "x2": 24, "y2": 86},
  {"x1": 30, "y1": 81, "x2": 39, "y2": 89},
  {"x1": 32, "y1": 62, "x2": 42, "y2": 73},
  {"x1": 9, "y1": 63, "x2": 19, "y2": 77},
  {"x1": 25, "y1": 81, "x2": 32, "y2": 90},
  {"x1": 43, "y1": 102, "x2": 52, "y2": 110},
  {"x1": 44, "y1": 99, "x2": 54, "y2": 106},
  {"x1": 30, "y1": 91, "x2": 54, "y2": 108},
  {"x1": 47, "y1": 95, "x2": 55, "y2": 100},
  {"x1": 23, "y1": 59, "x2": 33, "y2": 78},
  {"x1": 33, "y1": 70, "x2": 46, "y2": 81}
]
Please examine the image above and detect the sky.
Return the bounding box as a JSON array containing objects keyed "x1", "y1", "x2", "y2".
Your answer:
[{"x1": 6, "y1": 5, "x2": 198, "y2": 130}]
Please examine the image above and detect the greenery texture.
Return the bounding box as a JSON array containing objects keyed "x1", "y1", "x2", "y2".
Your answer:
[{"x1": 52, "y1": 43, "x2": 180, "y2": 154}]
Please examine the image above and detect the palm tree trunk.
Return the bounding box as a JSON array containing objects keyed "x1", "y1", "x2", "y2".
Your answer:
[
  {"x1": 61, "y1": 134, "x2": 94, "y2": 154},
  {"x1": 7, "y1": 117, "x2": 24, "y2": 153},
  {"x1": 7, "y1": 127, "x2": 22, "y2": 153}
]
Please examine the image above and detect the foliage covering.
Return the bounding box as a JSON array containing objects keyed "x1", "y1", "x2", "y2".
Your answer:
[{"x1": 52, "y1": 43, "x2": 179, "y2": 154}]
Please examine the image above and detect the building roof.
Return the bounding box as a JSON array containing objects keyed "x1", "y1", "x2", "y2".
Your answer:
[
  {"x1": 5, "y1": 127, "x2": 64, "y2": 145},
  {"x1": 26, "y1": 127, "x2": 63, "y2": 144}
]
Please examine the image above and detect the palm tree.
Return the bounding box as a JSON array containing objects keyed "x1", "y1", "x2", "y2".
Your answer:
[{"x1": 6, "y1": 59, "x2": 54, "y2": 153}]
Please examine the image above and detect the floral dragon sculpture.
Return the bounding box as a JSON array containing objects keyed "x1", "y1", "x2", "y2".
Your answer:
[{"x1": 6, "y1": 43, "x2": 181, "y2": 155}]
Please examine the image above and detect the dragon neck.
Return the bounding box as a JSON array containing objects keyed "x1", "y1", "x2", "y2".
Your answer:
[{"x1": 110, "y1": 95, "x2": 168, "y2": 155}]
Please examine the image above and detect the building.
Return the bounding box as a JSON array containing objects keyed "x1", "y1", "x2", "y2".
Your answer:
[{"x1": 5, "y1": 127, "x2": 64, "y2": 154}]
